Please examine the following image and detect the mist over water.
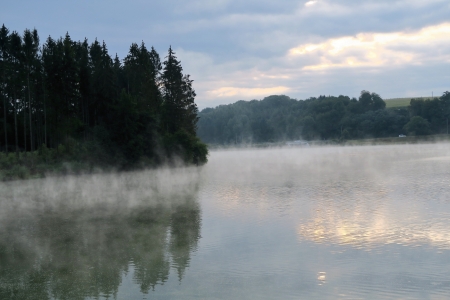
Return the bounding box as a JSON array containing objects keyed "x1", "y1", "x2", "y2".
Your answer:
[
  {"x1": 0, "y1": 168, "x2": 202, "y2": 299},
  {"x1": 1, "y1": 144, "x2": 450, "y2": 299}
]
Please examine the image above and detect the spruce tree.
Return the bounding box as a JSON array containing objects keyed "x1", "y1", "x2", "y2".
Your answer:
[
  {"x1": 76, "y1": 38, "x2": 91, "y2": 132},
  {"x1": 161, "y1": 46, "x2": 184, "y2": 134},
  {"x1": 147, "y1": 46, "x2": 162, "y2": 113},
  {"x1": 42, "y1": 36, "x2": 57, "y2": 146},
  {"x1": 61, "y1": 33, "x2": 79, "y2": 121},
  {"x1": 0, "y1": 25, "x2": 208, "y2": 167},
  {"x1": 161, "y1": 46, "x2": 198, "y2": 135},
  {"x1": 0, "y1": 24, "x2": 9, "y2": 152},
  {"x1": 9, "y1": 31, "x2": 22, "y2": 154},
  {"x1": 22, "y1": 28, "x2": 40, "y2": 150}
]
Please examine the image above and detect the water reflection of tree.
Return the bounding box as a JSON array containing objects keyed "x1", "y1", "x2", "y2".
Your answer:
[
  {"x1": 170, "y1": 201, "x2": 202, "y2": 281},
  {"x1": 0, "y1": 198, "x2": 201, "y2": 299}
]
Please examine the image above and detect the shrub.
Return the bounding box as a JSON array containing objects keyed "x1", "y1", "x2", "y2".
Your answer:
[
  {"x1": 403, "y1": 116, "x2": 431, "y2": 136},
  {"x1": 38, "y1": 143, "x2": 50, "y2": 163}
]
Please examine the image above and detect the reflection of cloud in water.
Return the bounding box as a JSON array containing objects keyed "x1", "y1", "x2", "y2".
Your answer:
[
  {"x1": 205, "y1": 144, "x2": 450, "y2": 251},
  {"x1": 298, "y1": 213, "x2": 450, "y2": 250},
  {"x1": 295, "y1": 148, "x2": 450, "y2": 250}
]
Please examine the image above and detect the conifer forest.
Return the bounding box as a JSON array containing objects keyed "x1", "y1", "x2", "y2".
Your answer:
[{"x1": 0, "y1": 24, "x2": 208, "y2": 173}]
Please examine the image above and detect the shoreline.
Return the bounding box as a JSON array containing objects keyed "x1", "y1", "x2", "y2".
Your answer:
[
  {"x1": 3, "y1": 134, "x2": 448, "y2": 181},
  {"x1": 206, "y1": 134, "x2": 450, "y2": 150}
]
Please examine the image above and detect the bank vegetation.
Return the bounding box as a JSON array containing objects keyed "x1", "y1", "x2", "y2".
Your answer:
[{"x1": 0, "y1": 25, "x2": 208, "y2": 180}]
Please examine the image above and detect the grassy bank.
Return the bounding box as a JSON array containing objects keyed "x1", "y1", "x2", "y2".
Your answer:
[
  {"x1": 0, "y1": 139, "x2": 164, "y2": 181},
  {"x1": 0, "y1": 153, "x2": 92, "y2": 181},
  {"x1": 0, "y1": 144, "x2": 117, "y2": 181},
  {"x1": 340, "y1": 134, "x2": 450, "y2": 146},
  {"x1": 306, "y1": 134, "x2": 450, "y2": 146},
  {"x1": 1, "y1": 137, "x2": 208, "y2": 181}
]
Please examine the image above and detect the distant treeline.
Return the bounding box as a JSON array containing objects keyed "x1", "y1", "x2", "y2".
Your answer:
[
  {"x1": 198, "y1": 91, "x2": 450, "y2": 144},
  {"x1": 0, "y1": 24, "x2": 207, "y2": 169}
]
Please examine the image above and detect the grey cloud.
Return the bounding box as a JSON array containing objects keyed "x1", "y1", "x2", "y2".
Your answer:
[
  {"x1": 198, "y1": 63, "x2": 449, "y2": 109},
  {"x1": 2, "y1": 0, "x2": 450, "y2": 109},
  {"x1": 4, "y1": 0, "x2": 449, "y2": 58}
]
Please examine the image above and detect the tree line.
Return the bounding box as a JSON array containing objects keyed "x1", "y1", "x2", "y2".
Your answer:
[
  {"x1": 197, "y1": 91, "x2": 450, "y2": 144},
  {"x1": 0, "y1": 24, "x2": 208, "y2": 168}
]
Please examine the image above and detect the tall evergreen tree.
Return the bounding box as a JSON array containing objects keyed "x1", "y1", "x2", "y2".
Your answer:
[
  {"x1": 75, "y1": 38, "x2": 91, "y2": 134},
  {"x1": 89, "y1": 39, "x2": 115, "y2": 127},
  {"x1": 0, "y1": 24, "x2": 9, "y2": 152},
  {"x1": 9, "y1": 31, "x2": 22, "y2": 154},
  {"x1": 0, "y1": 25, "x2": 208, "y2": 167},
  {"x1": 22, "y1": 28, "x2": 40, "y2": 150},
  {"x1": 161, "y1": 46, "x2": 198, "y2": 135},
  {"x1": 42, "y1": 36, "x2": 57, "y2": 146},
  {"x1": 61, "y1": 33, "x2": 79, "y2": 121},
  {"x1": 148, "y1": 46, "x2": 162, "y2": 113}
]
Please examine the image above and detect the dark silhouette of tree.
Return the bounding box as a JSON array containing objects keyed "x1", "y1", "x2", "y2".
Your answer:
[
  {"x1": 22, "y1": 29, "x2": 40, "y2": 151},
  {"x1": 0, "y1": 24, "x2": 208, "y2": 167},
  {"x1": 161, "y1": 46, "x2": 198, "y2": 136},
  {"x1": 0, "y1": 25, "x2": 10, "y2": 152},
  {"x1": 9, "y1": 31, "x2": 22, "y2": 155}
]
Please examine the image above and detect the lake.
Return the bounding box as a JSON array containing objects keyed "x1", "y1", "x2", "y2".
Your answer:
[{"x1": 1, "y1": 144, "x2": 450, "y2": 299}]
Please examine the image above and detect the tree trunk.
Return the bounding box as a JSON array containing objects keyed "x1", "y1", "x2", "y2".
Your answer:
[
  {"x1": 1, "y1": 54, "x2": 7, "y2": 153},
  {"x1": 42, "y1": 79, "x2": 47, "y2": 146},
  {"x1": 27, "y1": 75, "x2": 33, "y2": 151},
  {"x1": 44, "y1": 99, "x2": 47, "y2": 146},
  {"x1": 2, "y1": 93, "x2": 6, "y2": 153},
  {"x1": 23, "y1": 99, "x2": 27, "y2": 152},
  {"x1": 14, "y1": 92, "x2": 18, "y2": 157}
]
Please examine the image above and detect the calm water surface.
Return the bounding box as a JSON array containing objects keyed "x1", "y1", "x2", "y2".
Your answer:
[{"x1": 1, "y1": 144, "x2": 450, "y2": 299}]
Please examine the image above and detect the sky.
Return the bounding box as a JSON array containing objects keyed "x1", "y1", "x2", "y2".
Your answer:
[{"x1": 2, "y1": 0, "x2": 450, "y2": 109}]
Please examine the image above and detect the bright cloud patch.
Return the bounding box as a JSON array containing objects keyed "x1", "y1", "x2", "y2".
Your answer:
[
  {"x1": 181, "y1": 22, "x2": 450, "y2": 108},
  {"x1": 288, "y1": 22, "x2": 450, "y2": 70},
  {"x1": 304, "y1": 0, "x2": 317, "y2": 7}
]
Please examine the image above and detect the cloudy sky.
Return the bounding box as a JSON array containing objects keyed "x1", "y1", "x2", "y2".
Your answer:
[{"x1": 2, "y1": 0, "x2": 450, "y2": 108}]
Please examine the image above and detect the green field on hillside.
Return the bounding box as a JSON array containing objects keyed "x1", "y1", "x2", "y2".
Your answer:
[{"x1": 384, "y1": 97, "x2": 436, "y2": 108}]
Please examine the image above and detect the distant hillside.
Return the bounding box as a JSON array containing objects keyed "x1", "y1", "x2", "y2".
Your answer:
[
  {"x1": 385, "y1": 97, "x2": 437, "y2": 108},
  {"x1": 197, "y1": 92, "x2": 450, "y2": 145},
  {"x1": 198, "y1": 93, "x2": 407, "y2": 144}
]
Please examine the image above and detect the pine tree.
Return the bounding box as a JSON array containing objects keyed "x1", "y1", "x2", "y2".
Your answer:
[
  {"x1": 89, "y1": 39, "x2": 115, "y2": 126},
  {"x1": 160, "y1": 47, "x2": 206, "y2": 164},
  {"x1": 147, "y1": 46, "x2": 162, "y2": 113},
  {"x1": 161, "y1": 46, "x2": 198, "y2": 135},
  {"x1": 22, "y1": 28, "x2": 40, "y2": 151},
  {"x1": 9, "y1": 31, "x2": 22, "y2": 155},
  {"x1": 61, "y1": 33, "x2": 79, "y2": 121},
  {"x1": 42, "y1": 36, "x2": 58, "y2": 146},
  {"x1": 75, "y1": 38, "x2": 91, "y2": 134},
  {"x1": 180, "y1": 73, "x2": 198, "y2": 135},
  {"x1": 0, "y1": 25, "x2": 208, "y2": 167},
  {"x1": 0, "y1": 24, "x2": 9, "y2": 152},
  {"x1": 161, "y1": 46, "x2": 184, "y2": 134}
]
